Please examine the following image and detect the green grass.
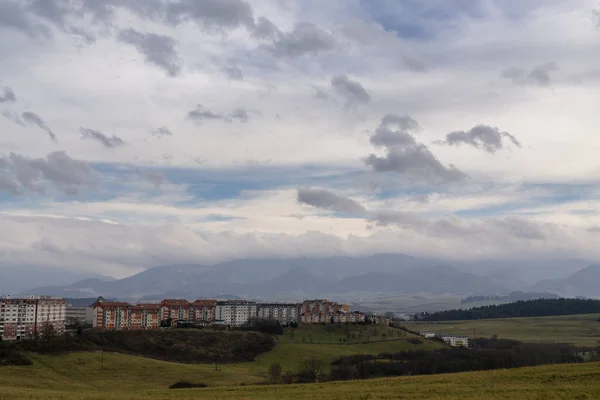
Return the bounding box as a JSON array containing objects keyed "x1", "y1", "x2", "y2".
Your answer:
[
  {"x1": 0, "y1": 326, "x2": 443, "y2": 398},
  {"x1": 405, "y1": 313, "x2": 600, "y2": 347},
  {"x1": 279, "y1": 324, "x2": 408, "y2": 344},
  {"x1": 2, "y1": 357, "x2": 600, "y2": 399}
]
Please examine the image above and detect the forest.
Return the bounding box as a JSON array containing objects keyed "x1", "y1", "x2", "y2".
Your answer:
[{"x1": 415, "y1": 298, "x2": 600, "y2": 321}]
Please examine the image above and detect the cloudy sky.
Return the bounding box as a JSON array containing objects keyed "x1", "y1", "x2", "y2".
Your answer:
[{"x1": 2, "y1": 0, "x2": 600, "y2": 279}]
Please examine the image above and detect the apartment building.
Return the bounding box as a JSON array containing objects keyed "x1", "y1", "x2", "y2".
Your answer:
[
  {"x1": 92, "y1": 301, "x2": 130, "y2": 330},
  {"x1": 0, "y1": 296, "x2": 66, "y2": 341},
  {"x1": 160, "y1": 299, "x2": 191, "y2": 322},
  {"x1": 215, "y1": 300, "x2": 257, "y2": 327},
  {"x1": 257, "y1": 303, "x2": 298, "y2": 325},
  {"x1": 66, "y1": 305, "x2": 94, "y2": 326},
  {"x1": 128, "y1": 303, "x2": 161, "y2": 330},
  {"x1": 191, "y1": 299, "x2": 217, "y2": 323},
  {"x1": 299, "y1": 299, "x2": 350, "y2": 324}
]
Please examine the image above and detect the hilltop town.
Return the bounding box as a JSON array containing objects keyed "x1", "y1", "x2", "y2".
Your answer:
[{"x1": 0, "y1": 296, "x2": 389, "y2": 341}]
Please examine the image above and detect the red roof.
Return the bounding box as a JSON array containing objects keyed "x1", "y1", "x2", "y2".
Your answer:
[
  {"x1": 161, "y1": 299, "x2": 190, "y2": 307},
  {"x1": 94, "y1": 301, "x2": 131, "y2": 309},
  {"x1": 131, "y1": 303, "x2": 161, "y2": 311},
  {"x1": 191, "y1": 299, "x2": 217, "y2": 307}
]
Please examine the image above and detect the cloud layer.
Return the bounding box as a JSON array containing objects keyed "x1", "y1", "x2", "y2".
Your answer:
[{"x1": 1, "y1": 0, "x2": 599, "y2": 279}]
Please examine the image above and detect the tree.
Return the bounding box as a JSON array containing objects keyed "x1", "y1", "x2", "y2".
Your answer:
[
  {"x1": 40, "y1": 322, "x2": 57, "y2": 341},
  {"x1": 300, "y1": 358, "x2": 323, "y2": 383},
  {"x1": 268, "y1": 362, "x2": 282, "y2": 382}
]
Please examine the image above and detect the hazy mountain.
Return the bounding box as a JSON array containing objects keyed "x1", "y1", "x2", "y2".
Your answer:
[
  {"x1": 249, "y1": 266, "x2": 336, "y2": 297},
  {"x1": 1, "y1": 266, "x2": 115, "y2": 296},
  {"x1": 19, "y1": 255, "x2": 511, "y2": 300},
  {"x1": 338, "y1": 266, "x2": 507, "y2": 295},
  {"x1": 531, "y1": 265, "x2": 600, "y2": 297}
]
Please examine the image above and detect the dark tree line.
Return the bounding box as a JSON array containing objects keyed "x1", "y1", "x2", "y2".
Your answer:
[
  {"x1": 415, "y1": 298, "x2": 600, "y2": 321},
  {"x1": 328, "y1": 339, "x2": 588, "y2": 381}
]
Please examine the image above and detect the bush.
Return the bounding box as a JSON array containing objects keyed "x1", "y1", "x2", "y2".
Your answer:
[
  {"x1": 240, "y1": 318, "x2": 284, "y2": 335},
  {"x1": 13, "y1": 330, "x2": 275, "y2": 364},
  {"x1": 169, "y1": 381, "x2": 207, "y2": 389},
  {"x1": 0, "y1": 345, "x2": 32, "y2": 366}
]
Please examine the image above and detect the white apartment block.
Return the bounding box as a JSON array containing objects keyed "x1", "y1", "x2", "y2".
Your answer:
[
  {"x1": 439, "y1": 334, "x2": 470, "y2": 347},
  {"x1": 0, "y1": 296, "x2": 66, "y2": 341},
  {"x1": 257, "y1": 303, "x2": 298, "y2": 325},
  {"x1": 215, "y1": 300, "x2": 257, "y2": 327}
]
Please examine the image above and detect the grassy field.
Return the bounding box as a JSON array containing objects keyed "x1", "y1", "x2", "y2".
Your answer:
[
  {"x1": 404, "y1": 313, "x2": 600, "y2": 347},
  {"x1": 1, "y1": 357, "x2": 599, "y2": 399},
  {"x1": 0, "y1": 325, "x2": 443, "y2": 398}
]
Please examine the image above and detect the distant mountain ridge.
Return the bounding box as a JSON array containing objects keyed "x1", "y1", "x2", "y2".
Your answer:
[
  {"x1": 530, "y1": 265, "x2": 600, "y2": 297},
  {"x1": 19, "y1": 255, "x2": 507, "y2": 300},
  {"x1": 15, "y1": 256, "x2": 600, "y2": 302}
]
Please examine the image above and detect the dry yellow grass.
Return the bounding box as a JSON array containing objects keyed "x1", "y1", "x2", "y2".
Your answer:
[{"x1": 2, "y1": 359, "x2": 600, "y2": 399}]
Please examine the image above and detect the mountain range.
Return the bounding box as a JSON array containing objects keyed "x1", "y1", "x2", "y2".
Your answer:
[
  {"x1": 14, "y1": 254, "x2": 599, "y2": 302},
  {"x1": 530, "y1": 265, "x2": 600, "y2": 297}
]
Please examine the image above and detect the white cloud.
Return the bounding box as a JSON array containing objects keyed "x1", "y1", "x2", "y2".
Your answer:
[{"x1": 1, "y1": 0, "x2": 600, "y2": 277}]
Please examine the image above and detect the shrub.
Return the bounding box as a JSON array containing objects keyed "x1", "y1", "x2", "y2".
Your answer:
[{"x1": 169, "y1": 381, "x2": 207, "y2": 389}]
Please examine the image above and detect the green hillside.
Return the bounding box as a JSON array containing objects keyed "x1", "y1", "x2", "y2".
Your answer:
[
  {"x1": 2, "y1": 354, "x2": 599, "y2": 399},
  {"x1": 0, "y1": 324, "x2": 442, "y2": 398}
]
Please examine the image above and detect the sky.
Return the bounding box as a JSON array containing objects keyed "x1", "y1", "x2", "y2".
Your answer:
[{"x1": 1, "y1": 0, "x2": 600, "y2": 279}]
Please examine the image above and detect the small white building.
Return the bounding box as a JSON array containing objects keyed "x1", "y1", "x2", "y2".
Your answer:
[
  {"x1": 215, "y1": 300, "x2": 257, "y2": 327},
  {"x1": 257, "y1": 303, "x2": 298, "y2": 325},
  {"x1": 439, "y1": 334, "x2": 470, "y2": 347}
]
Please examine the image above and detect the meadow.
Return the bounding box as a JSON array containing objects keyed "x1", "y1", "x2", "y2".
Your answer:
[
  {"x1": 0, "y1": 324, "x2": 442, "y2": 398},
  {"x1": 1, "y1": 355, "x2": 599, "y2": 399},
  {"x1": 404, "y1": 313, "x2": 600, "y2": 347}
]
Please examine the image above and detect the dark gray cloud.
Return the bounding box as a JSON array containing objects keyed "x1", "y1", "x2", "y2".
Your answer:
[
  {"x1": 369, "y1": 210, "x2": 427, "y2": 230},
  {"x1": 80, "y1": 0, "x2": 166, "y2": 23},
  {"x1": 0, "y1": 0, "x2": 95, "y2": 42},
  {"x1": 2, "y1": 110, "x2": 24, "y2": 126},
  {"x1": 22, "y1": 111, "x2": 58, "y2": 142},
  {"x1": 268, "y1": 22, "x2": 336, "y2": 57},
  {"x1": 365, "y1": 114, "x2": 467, "y2": 184},
  {"x1": 313, "y1": 85, "x2": 330, "y2": 100},
  {"x1": 186, "y1": 104, "x2": 250, "y2": 123},
  {"x1": 501, "y1": 62, "x2": 558, "y2": 86},
  {"x1": 0, "y1": 87, "x2": 16, "y2": 103},
  {"x1": 297, "y1": 188, "x2": 366, "y2": 214},
  {"x1": 370, "y1": 114, "x2": 421, "y2": 147},
  {"x1": 118, "y1": 28, "x2": 181, "y2": 76},
  {"x1": 80, "y1": 127, "x2": 126, "y2": 148},
  {"x1": 331, "y1": 75, "x2": 371, "y2": 106},
  {"x1": 223, "y1": 66, "x2": 243, "y2": 80},
  {"x1": 437, "y1": 124, "x2": 521, "y2": 153},
  {"x1": 151, "y1": 126, "x2": 173, "y2": 137},
  {"x1": 0, "y1": 151, "x2": 94, "y2": 195},
  {"x1": 252, "y1": 16, "x2": 279, "y2": 39},
  {"x1": 186, "y1": 104, "x2": 225, "y2": 122},
  {"x1": 28, "y1": 0, "x2": 95, "y2": 42},
  {"x1": 229, "y1": 108, "x2": 249, "y2": 123},
  {"x1": 0, "y1": 0, "x2": 51, "y2": 38},
  {"x1": 166, "y1": 0, "x2": 255, "y2": 31}
]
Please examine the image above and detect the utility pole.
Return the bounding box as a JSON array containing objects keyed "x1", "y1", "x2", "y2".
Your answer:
[{"x1": 472, "y1": 328, "x2": 476, "y2": 349}]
